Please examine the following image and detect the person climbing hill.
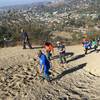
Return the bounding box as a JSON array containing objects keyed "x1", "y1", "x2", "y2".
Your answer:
[
  {"x1": 92, "y1": 39, "x2": 98, "y2": 52},
  {"x1": 57, "y1": 41, "x2": 66, "y2": 64},
  {"x1": 82, "y1": 40, "x2": 89, "y2": 55},
  {"x1": 37, "y1": 50, "x2": 51, "y2": 81},
  {"x1": 20, "y1": 29, "x2": 32, "y2": 49}
]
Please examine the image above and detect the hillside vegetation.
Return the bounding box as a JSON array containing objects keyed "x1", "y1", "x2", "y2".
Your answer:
[{"x1": 0, "y1": 0, "x2": 100, "y2": 45}]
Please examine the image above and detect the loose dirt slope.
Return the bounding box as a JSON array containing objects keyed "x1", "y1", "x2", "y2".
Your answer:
[{"x1": 0, "y1": 45, "x2": 100, "y2": 100}]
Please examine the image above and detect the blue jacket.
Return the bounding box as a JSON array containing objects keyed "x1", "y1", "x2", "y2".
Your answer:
[
  {"x1": 39, "y1": 53, "x2": 50, "y2": 74},
  {"x1": 83, "y1": 41, "x2": 89, "y2": 49}
]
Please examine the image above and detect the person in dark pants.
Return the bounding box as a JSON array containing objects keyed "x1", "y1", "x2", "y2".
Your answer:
[
  {"x1": 92, "y1": 39, "x2": 98, "y2": 52},
  {"x1": 4, "y1": 37, "x2": 8, "y2": 47},
  {"x1": 57, "y1": 41, "x2": 67, "y2": 64},
  {"x1": 83, "y1": 40, "x2": 89, "y2": 55},
  {"x1": 97, "y1": 37, "x2": 100, "y2": 46},
  {"x1": 21, "y1": 29, "x2": 32, "y2": 49}
]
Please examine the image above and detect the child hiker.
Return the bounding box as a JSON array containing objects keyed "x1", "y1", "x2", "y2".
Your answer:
[
  {"x1": 57, "y1": 41, "x2": 67, "y2": 64},
  {"x1": 82, "y1": 39, "x2": 89, "y2": 55}
]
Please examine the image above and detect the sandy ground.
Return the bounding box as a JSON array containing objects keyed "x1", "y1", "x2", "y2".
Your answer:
[{"x1": 0, "y1": 45, "x2": 100, "y2": 100}]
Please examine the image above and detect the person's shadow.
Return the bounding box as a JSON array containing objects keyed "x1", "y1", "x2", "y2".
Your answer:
[
  {"x1": 52, "y1": 63, "x2": 87, "y2": 81},
  {"x1": 51, "y1": 52, "x2": 74, "y2": 60},
  {"x1": 67, "y1": 54, "x2": 85, "y2": 63},
  {"x1": 32, "y1": 46, "x2": 43, "y2": 49}
]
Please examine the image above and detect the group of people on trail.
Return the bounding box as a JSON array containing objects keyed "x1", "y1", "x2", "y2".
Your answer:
[
  {"x1": 20, "y1": 29, "x2": 67, "y2": 81},
  {"x1": 20, "y1": 29, "x2": 100, "y2": 81},
  {"x1": 82, "y1": 38, "x2": 99, "y2": 54},
  {"x1": 20, "y1": 30, "x2": 67, "y2": 81},
  {"x1": 36, "y1": 41, "x2": 67, "y2": 81}
]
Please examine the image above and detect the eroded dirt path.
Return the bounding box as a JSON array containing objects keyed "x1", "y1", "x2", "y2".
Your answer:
[{"x1": 0, "y1": 45, "x2": 100, "y2": 100}]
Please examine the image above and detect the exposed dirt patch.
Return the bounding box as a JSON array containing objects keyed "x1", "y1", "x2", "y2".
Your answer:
[{"x1": 0, "y1": 45, "x2": 100, "y2": 100}]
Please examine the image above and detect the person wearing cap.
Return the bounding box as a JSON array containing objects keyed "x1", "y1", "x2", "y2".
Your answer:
[
  {"x1": 38, "y1": 50, "x2": 51, "y2": 81},
  {"x1": 20, "y1": 29, "x2": 32, "y2": 49},
  {"x1": 57, "y1": 41, "x2": 66, "y2": 64}
]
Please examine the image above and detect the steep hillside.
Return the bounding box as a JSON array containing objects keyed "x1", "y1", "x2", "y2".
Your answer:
[{"x1": 0, "y1": 46, "x2": 100, "y2": 99}]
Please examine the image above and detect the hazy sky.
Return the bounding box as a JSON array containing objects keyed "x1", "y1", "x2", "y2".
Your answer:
[{"x1": 0, "y1": 0, "x2": 51, "y2": 7}]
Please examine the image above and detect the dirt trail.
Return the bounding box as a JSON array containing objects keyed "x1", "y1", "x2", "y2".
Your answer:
[{"x1": 0, "y1": 45, "x2": 100, "y2": 100}]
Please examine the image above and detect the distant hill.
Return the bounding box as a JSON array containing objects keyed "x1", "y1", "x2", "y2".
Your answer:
[
  {"x1": 46, "y1": 0, "x2": 100, "y2": 11},
  {"x1": 0, "y1": 0, "x2": 100, "y2": 12}
]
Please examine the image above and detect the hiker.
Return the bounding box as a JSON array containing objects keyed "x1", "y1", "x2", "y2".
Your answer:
[
  {"x1": 44, "y1": 42, "x2": 54, "y2": 60},
  {"x1": 20, "y1": 29, "x2": 32, "y2": 49},
  {"x1": 57, "y1": 41, "x2": 66, "y2": 64},
  {"x1": 83, "y1": 40, "x2": 89, "y2": 54},
  {"x1": 92, "y1": 39, "x2": 98, "y2": 51},
  {"x1": 88, "y1": 40, "x2": 92, "y2": 49},
  {"x1": 3, "y1": 37, "x2": 8, "y2": 47},
  {"x1": 97, "y1": 37, "x2": 100, "y2": 46},
  {"x1": 38, "y1": 50, "x2": 51, "y2": 81}
]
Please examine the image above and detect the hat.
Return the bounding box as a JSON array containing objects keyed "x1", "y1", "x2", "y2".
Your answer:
[
  {"x1": 57, "y1": 41, "x2": 60, "y2": 44},
  {"x1": 21, "y1": 29, "x2": 24, "y2": 32}
]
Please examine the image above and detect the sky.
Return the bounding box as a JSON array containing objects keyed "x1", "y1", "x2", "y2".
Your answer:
[{"x1": 0, "y1": 0, "x2": 51, "y2": 7}]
